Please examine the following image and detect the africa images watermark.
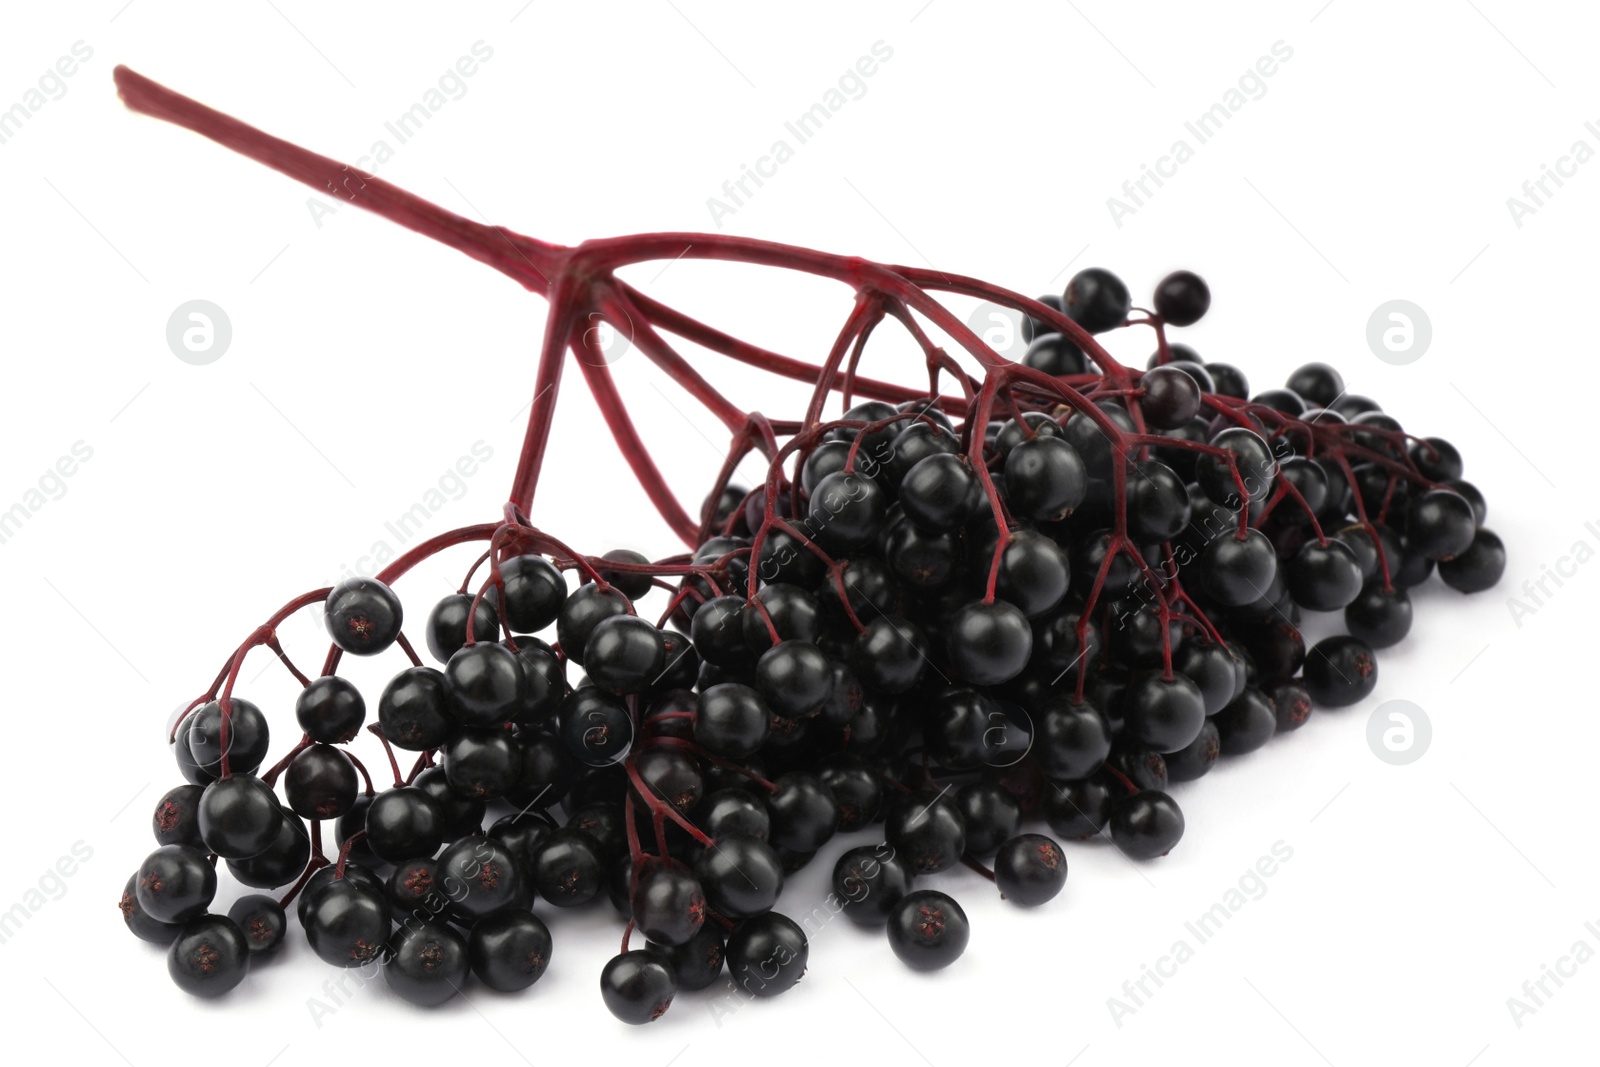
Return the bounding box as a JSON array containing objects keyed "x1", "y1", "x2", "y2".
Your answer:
[
  {"x1": 307, "y1": 41, "x2": 496, "y2": 227},
  {"x1": 1501, "y1": 518, "x2": 1600, "y2": 628},
  {"x1": 1, "y1": 841, "x2": 93, "y2": 947},
  {"x1": 0, "y1": 441, "x2": 94, "y2": 548},
  {"x1": 1106, "y1": 40, "x2": 1294, "y2": 228},
  {"x1": 1504, "y1": 120, "x2": 1600, "y2": 229},
  {"x1": 1505, "y1": 919, "x2": 1600, "y2": 1030},
  {"x1": 328, "y1": 440, "x2": 495, "y2": 583},
  {"x1": 705, "y1": 40, "x2": 895, "y2": 228},
  {"x1": 0, "y1": 40, "x2": 94, "y2": 147},
  {"x1": 1106, "y1": 840, "x2": 1295, "y2": 1028}
]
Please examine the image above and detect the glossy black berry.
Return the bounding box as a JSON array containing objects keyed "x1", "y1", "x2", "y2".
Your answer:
[
  {"x1": 444, "y1": 641, "x2": 528, "y2": 726},
  {"x1": 227, "y1": 894, "x2": 286, "y2": 956},
  {"x1": 725, "y1": 911, "x2": 809, "y2": 997},
  {"x1": 1406, "y1": 489, "x2": 1477, "y2": 560},
  {"x1": 694, "y1": 835, "x2": 783, "y2": 918},
  {"x1": 1005, "y1": 436, "x2": 1088, "y2": 521},
  {"x1": 1150, "y1": 270, "x2": 1208, "y2": 325},
  {"x1": 832, "y1": 844, "x2": 914, "y2": 926},
  {"x1": 632, "y1": 865, "x2": 707, "y2": 947},
  {"x1": 1174, "y1": 641, "x2": 1243, "y2": 716},
  {"x1": 1108, "y1": 791, "x2": 1185, "y2": 860},
  {"x1": 487, "y1": 811, "x2": 555, "y2": 879},
  {"x1": 226, "y1": 806, "x2": 311, "y2": 889},
  {"x1": 295, "y1": 676, "x2": 366, "y2": 744},
  {"x1": 698, "y1": 788, "x2": 771, "y2": 840},
  {"x1": 1303, "y1": 636, "x2": 1378, "y2": 707},
  {"x1": 810, "y1": 470, "x2": 890, "y2": 552},
  {"x1": 439, "y1": 837, "x2": 526, "y2": 922},
  {"x1": 324, "y1": 577, "x2": 403, "y2": 656},
  {"x1": 1285, "y1": 538, "x2": 1363, "y2": 611},
  {"x1": 1140, "y1": 365, "x2": 1203, "y2": 429},
  {"x1": 767, "y1": 773, "x2": 841, "y2": 853},
  {"x1": 689, "y1": 683, "x2": 766, "y2": 758},
  {"x1": 1344, "y1": 585, "x2": 1413, "y2": 648},
  {"x1": 885, "y1": 789, "x2": 966, "y2": 874},
  {"x1": 741, "y1": 583, "x2": 823, "y2": 652},
  {"x1": 1037, "y1": 698, "x2": 1113, "y2": 780},
  {"x1": 152, "y1": 784, "x2": 204, "y2": 848},
  {"x1": 1023, "y1": 332, "x2": 1089, "y2": 376},
  {"x1": 363, "y1": 786, "x2": 445, "y2": 864},
  {"x1": 1021, "y1": 293, "x2": 1065, "y2": 342},
  {"x1": 601, "y1": 950, "x2": 677, "y2": 1023},
  {"x1": 120, "y1": 873, "x2": 180, "y2": 944},
  {"x1": 136, "y1": 844, "x2": 216, "y2": 924},
  {"x1": 1043, "y1": 773, "x2": 1116, "y2": 840},
  {"x1": 558, "y1": 687, "x2": 634, "y2": 767},
  {"x1": 183, "y1": 698, "x2": 271, "y2": 783},
  {"x1": 469, "y1": 909, "x2": 552, "y2": 992},
  {"x1": 596, "y1": 548, "x2": 655, "y2": 601},
  {"x1": 1164, "y1": 720, "x2": 1221, "y2": 781},
  {"x1": 585, "y1": 615, "x2": 666, "y2": 694},
  {"x1": 168, "y1": 915, "x2": 249, "y2": 997},
  {"x1": 386, "y1": 921, "x2": 468, "y2": 1007},
  {"x1": 566, "y1": 802, "x2": 628, "y2": 861},
  {"x1": 993, "y1": 834, "x2": 1067, "y2": 907},
  {"x1": 1064, "y1": 267, "x2": 1131, "y2": 333},
  {"x1": 387, "y1": 857, "x2": 447, "y2": 921},
  {"x1": 954, "y1": 780, "x2": 1022, "y2": 856},
  {"x1": 649, "y1": 923, "x2": 725, "y2": 992},
  {"x1": 412, "y1": 765, "x2": 486, "y2": 839},
  {"x1": 425, "y1": 592, "x2": 499, "y2": 663},
  {"x1": 947, "y1": 600, "x2": 1033, "y2": 686},
  {"x1": 691, "y1": 594, "x2": 753, "y2": 668},
  {"x1": 1192, "y1": 361, "x2": 1242, "y2": 399},
  {"x1": 497, "y1": 554, "x2": 569, "y2": 633},
  {"x1": 197, "y1": 775, "x2": 283, "y2": 860},
  {"x1": 1285, "y1": 362, "x2": 1345, "y2": 408},
  {"x1": 302, "y1": 875, "x2": 390, "y2": 968},
  {"x1": 297, "y1": 863, "x2": 384, "y2": 927},
  {"x1": 756, "y1": 640, "x2": 835, "y2": 718},
  {"x1": 1123, "y1": 672, "x2": 1206, "y2": 754},
  {"x1": 1404, "y1": 438, "x2": 1461, "y2": 483},
  {"x1": 378, "y1": 667, "x2": 455, "y2": 751},
  {"x1": 284, "y1": 744, "x2": 359, "y2": 820},
  {"x1": 1202, "y1": 529, "x2": 1278, "y2": 607},
  {"x1": 532, "y1": 827, "x2": 605, "y2": 907},
  {"x1": 899, "y1": 453, "x2": 979, "y2": 531},
  {"x1": 443, "y1": 727, "x2": 522, "y2": 800},
  {"x1": 557, "y1": 583, "x2": 631, "y2": 667},
  {"x1": 1438, "y1": 528, "x2": 1505, "y2": 592},
  {"x1": 1196, "y1": 427, "x2": 1278, "y2": 505},
  {"x1": 850, "y1": 615, "x2": 929, "y2": 694},
  {"x1": 887, "y1": 890, "x2": 969, "y2": 970},
  {"x1": 1213, "y1": 688, "x2": 1278, "y2": 755}
]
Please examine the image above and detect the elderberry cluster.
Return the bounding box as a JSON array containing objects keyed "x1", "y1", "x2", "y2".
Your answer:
[{"x1": 119, "y1": 266, "x2": 1504, "y2": 1025}]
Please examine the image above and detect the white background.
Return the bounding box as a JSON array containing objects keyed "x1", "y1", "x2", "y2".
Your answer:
[{"x1": 1, "y1": 1, "x2": 1595, "y2": 1064}]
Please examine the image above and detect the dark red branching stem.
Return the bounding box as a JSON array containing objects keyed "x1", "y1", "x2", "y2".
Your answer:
[
  {"x1": 344, "y1": 751, "x2": 377, "y2": 796},
  {"x1": 277, "y1": 855, "x2": 327, "y2": 909},
  {"x1": 394, "y1": 632, "x2": 424, "y2": 668},
  {"x1": 962, "y1": 856, "x2": 997, "y2": 883},
  {"x1": 333, "y1": 830, "x2": 366, "y2": 879},
  {"x1": 261, "y1": 734, "x2": 313, "y2": 788},
  {"x1": 367, "y1": 725, "x2": 405, "y2": 788}
]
